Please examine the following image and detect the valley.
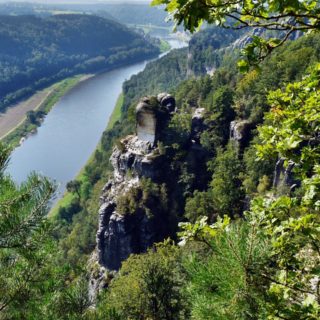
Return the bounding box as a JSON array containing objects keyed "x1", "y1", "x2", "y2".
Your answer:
[
  {"x1": 1, "y1": 1, "x2": 320, "y2": 319},
  {"x1": 6, "y1": 35, "x2": 186, "y2": 200}
]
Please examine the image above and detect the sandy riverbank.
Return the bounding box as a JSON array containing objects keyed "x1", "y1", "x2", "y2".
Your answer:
[
  {"x1": 0, "y1": 88, "x2": 53, "y2": 139},
  {"x1": 0, "y1": 74, "x2": 93, "y2": 141}
]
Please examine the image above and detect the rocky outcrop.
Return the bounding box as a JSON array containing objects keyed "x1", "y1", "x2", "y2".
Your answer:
[
  {"x1": 89, "y1": 98, "x2": 211, "y2": 299},
  {"x1": 230, "y1": 119, "x2": 252, "y2": 149},
  {"x1": 95, "y1": 94, "x2": 177, "y2": 273},
  {"x1": 231, "y1": 28, "x2": 302, "y2": 50},
  {"x1": 96, "y1": 136, "x2": 170, "y2": 271},
  {"x1": 191, "y1": 108, "x2": 206, "y2": 143},
  {"x1": 231, "y1": 28, "x2": 264, "y2": 49},
  {"x1": 136, "y1": 94, "x2": 175, "y2": 145},
  {"x1": 273, "y1": 158, "x2": 299, "y2": 192}
]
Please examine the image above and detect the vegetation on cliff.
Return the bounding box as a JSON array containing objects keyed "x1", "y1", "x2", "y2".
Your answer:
[
  {"x1": 1, "y1": 1, "x2": 320, "y2": 319},
  {"x1": 46, "y1": 31, "x2": 320, "y2": 319}
]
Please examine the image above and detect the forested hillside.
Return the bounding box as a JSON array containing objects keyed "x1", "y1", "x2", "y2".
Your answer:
[
  {"x1": 187, "y1": 26, "x2": 243, "y2": 75},
  {"x1": 93, "y1": 4, "x2": 169, "y2": 26},
  {"x1": 0, "y1": 14, "x2": 159, "y2": 111}
]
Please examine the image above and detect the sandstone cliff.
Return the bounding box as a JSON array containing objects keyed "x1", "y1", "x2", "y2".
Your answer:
[
  {"x1": 96, "y1": 94, "x2": 176, "y2": 272},
  {"x1": 89, "y1": 93, "x2": 211, "y2": 296}
]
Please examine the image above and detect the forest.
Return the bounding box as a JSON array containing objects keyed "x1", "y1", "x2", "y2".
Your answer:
[
  {"x1": 1, "y1": 0, "x2": 320, "y2": 319},
  {"x1": 0, "y1": 13, "x2": 159, "y2": 112}
]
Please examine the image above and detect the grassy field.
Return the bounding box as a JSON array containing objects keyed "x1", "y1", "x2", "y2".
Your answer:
[
  {"x1": 159, "y1": 39, "x2": 171, "y2": 52},
  {"x1": 1, "y1": 75, "x2": 92, "y2": 148},
  {"x1": 106, "y1": 93, "x2": 123, "y2": 130},
  {"x1": 128, "y1": 24, "x2": 171, "y2": 32}
]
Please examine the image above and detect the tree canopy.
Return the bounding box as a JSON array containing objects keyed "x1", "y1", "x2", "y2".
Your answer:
[
  {"x1": 0, "y1": 143, "x2": 56, "y2": 317},
  {"x1": 153, "y1": 0, "x2": 320, "y2": 69}
]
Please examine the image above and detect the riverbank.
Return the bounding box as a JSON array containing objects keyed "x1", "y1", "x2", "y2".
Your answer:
[
  {"x1": 7, "y1": 34, "x2": 187, "y2": 218},
  {"x1": 0, "y1": 32, "x2": 170, "y2": 149},
  {"x1": 0, "y1": 88, "x2": 52, "y2": 139},
  {"x1": 1, "y1": 74, "x2": 93, "y2": 147},
  {"x1": 49, "y1": 92, "x2": 124, "y2": 218}
]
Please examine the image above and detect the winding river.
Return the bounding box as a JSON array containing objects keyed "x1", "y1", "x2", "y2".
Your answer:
[{"x1": 7, "y1": 36, "x2": 187, "y2": 200}]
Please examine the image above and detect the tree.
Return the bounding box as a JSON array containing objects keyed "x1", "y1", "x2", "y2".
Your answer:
[
  {"x1": 185, "y1": 190, "x2": 216, "y2": 222},
  {"x1": 153, "y1": 0, "x2": 320, "y2": 69},
  {"x1": 0, "y1": 143, "x2": 56, "y2": 317},
  {"x1": 205, "y1": 85, "x2": 235, "y2": 146},
  {"x1": 210, "y1": 143, "x2": 244, "y2": 218},
  {"x1": 49, "y1": 277, "x2": 94, "y2": 320},
  {"x1": 66, "y1": 180, "x2": 82, "y2": 198},
  {"x1": 178, "y1": 65, "x2": 320, "y2": 319},
  {"x1": 26, "y1": 110, "x2": 37, "y2": 124},
  {"x1": 99, "y1": 242, "x2": 188, "y2": 320},
  {"x1": 257, "y1": 63, "x2": 320, "y2": 175},
  {"x1": 179, "y1": 216, "x2": 269, "y2": 319}
]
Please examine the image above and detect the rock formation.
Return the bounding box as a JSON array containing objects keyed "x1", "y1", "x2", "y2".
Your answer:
[
  {"x1": 230, "y1": 119, "x2": 253, "y2": 150},
  {"x1": 136, "y1": 94, "x2": 175, "y2": 145},
  {"x1": 95, "y1": 93, "x2": 176, "y2": 272},
  {"x1": 89, "y1": 95, "x2": 211, "y2": 298},
  {"x1": 273, "y1": 158, "x2": 299, "y2": 192}
]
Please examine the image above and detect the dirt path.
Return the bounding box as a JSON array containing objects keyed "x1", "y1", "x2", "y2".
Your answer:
[{"x1": 0, "y1": 87, "x2": 54, "y2": 139}]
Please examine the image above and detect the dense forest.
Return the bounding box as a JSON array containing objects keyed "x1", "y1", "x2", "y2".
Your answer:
[
  {"x1": 0, "y1": 13, "x2": 159, "y2": 111},
  {"x1": 1, "y1": 1, "x2": 320, "y2": 319}
]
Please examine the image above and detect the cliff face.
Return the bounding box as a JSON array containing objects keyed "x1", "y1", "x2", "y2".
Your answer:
[
  {"x1": 96, "y1": 136, "x2": 171, "y2": 271},
  {"x1": 89, "y1": 93, "x2": 212, "y2": 299},
  {"x1": 92, "y1": 93, "x2": 211, "y2": 273},
  {"x1": 95, "y1": 94, "x2": 178, "y2": 272}
]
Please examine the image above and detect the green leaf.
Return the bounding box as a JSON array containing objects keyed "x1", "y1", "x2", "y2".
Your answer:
[{"x1": 237, "y1": 59, "x2": 249, "y2": 73}]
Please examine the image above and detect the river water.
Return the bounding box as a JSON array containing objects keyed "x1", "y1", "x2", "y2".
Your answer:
[{"x1": 7, "y1": 36, "x2": 187, "y2": 199}]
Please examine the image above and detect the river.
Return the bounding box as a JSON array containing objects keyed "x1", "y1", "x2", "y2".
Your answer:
[{"x1": 7, "y1": 36, "x2": 187, "y2": 200}]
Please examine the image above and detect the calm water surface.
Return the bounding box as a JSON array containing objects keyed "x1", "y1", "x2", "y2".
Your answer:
[{"x1": 7, "y1": 37, "x2": 187, "y2": 199}]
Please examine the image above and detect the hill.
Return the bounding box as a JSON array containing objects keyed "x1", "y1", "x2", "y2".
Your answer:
[
  {"x1": 0, "y1": 14, "x2": 159, "y2": 111},
  {"x1": 0, "y1": 3, "x2": 171, "y2": 27}
]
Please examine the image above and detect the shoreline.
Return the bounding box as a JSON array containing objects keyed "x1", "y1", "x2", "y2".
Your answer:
[
  {"x1": 49, "y1": 92, "x2": 124, "y2": 218},
  {"x1": 0, "y1": 88, "x2": 53, "y2": 140},
  {"x1": 0, "y1": 51, "x2": 162, "y2": 149},
  {"x1": 0, "y1": 74, "x2": 94, "y2": 148}
]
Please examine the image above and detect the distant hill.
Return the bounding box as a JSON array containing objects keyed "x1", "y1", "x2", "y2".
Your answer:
[
  {"x1": 94, "y1": 4, "x2": 170, "y2": 27},
  {"x1": 0, "y1": 14, "x2": 159, "y2": 111},
  {"x1": 0, "y1": 2, "x2": 171, "y2": 27}
]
